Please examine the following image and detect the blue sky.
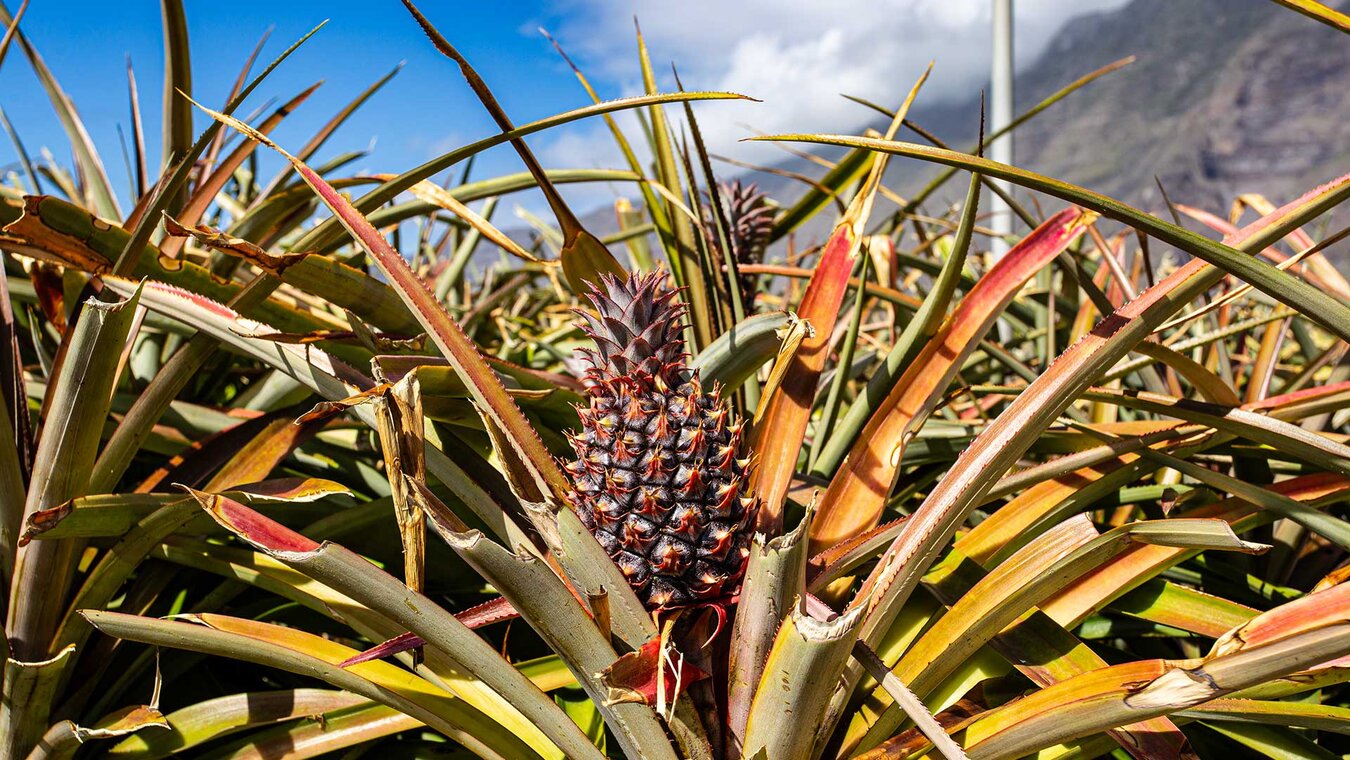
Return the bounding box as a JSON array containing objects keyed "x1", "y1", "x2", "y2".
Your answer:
[
  {"x1": 1, "y1": 0, "x2": 596, "y2": 209},
  {"x1": 0, "y1": 0, "x2": 1129, "y2": 217}
]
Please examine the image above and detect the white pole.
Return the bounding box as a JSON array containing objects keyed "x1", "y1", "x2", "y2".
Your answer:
[
  {"x1": 990, "y1": 0, "x2": 1014, "y2": 260},
  {"x1": 990, "y1": 0, "x2": 1014, "y2": 342}
]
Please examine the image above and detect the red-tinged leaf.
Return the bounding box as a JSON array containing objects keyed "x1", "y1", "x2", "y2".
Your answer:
[
  {"x1": 1041, "y1": 473, "x2": 1350, "y2": 629},
  {"x1": 1254, "y1": 379, "x2": 1350, "y2": 413},
  {"x1": 455, "y1": 595, "x2": 520, "y2": 629},
  {"x1": 750, "y1": 70, "x2": 929, "y2": 534},
  {"x1": 850, "y1": 171, "x2": 1350, "y2": 628},
  {"x1": 338, "y1": 597, "x2": 522, "y2": 668},
  {"x1": 811, "y1": 207, "x2": 1095, "y2": 551},
  {"x1": 737, "y1": 264, "x2": 923, "y2": 311},
  {"x1": 339, "y1": 631, "x2": 424, "y2": 667},
  {"x1": 1212, "y1": 575, "x2": 1350, "y2": 657},
  {"x1": 188, "y1": 97, "x2": 568, "y2": 504},
  {"x1": 180, "y1": 486, "x2": 320, "y2": 554},
  {"x1": 600, "y1": 636, "x2": 709, "y2": 707},
  {"x1": 750, "y1": 223, "x2": 862, "y2": 533}
]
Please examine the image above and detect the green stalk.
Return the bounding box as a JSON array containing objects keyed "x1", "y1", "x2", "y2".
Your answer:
[
  {"x1": 742, "y1": 604, "x2": 864, "y2": 760},
  {"x1": 727, "y1": 509, "x2": 812, "y2": 750},
  {"x1": 0, "y1": 646, "x2": 75, "y2": 760},
  {"x1": 192, "y1": 490, "x2": 606, "y2": 760},
  {"x1": 7, "y1": 287, "x2": 140, "y2": 662}
]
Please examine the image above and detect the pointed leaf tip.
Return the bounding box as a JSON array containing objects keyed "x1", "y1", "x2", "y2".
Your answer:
[
  {"x1": 562, "y1": 230, "x2": 628, "y2": 294},
  {"x1": 178, "y1": 485, "x2": 320, "y2": 554}
]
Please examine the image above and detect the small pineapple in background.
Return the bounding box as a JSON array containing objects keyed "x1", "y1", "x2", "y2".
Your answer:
[
  {"x1": 706, "y1": 180, "x2": 775, "y2": 305},
  {"x1": 565, "y1": 270, "x2": 757, "y2": 609}
]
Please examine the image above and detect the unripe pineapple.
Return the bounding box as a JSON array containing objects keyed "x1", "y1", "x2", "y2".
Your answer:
[
  {"x1": 706, "y1": 180, "x2": 774, "y2": 305},
  {"x1": 565, "y1": 270, "x2": 756, "y2": 609}
]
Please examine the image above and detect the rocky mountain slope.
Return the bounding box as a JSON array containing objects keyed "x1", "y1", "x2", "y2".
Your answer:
[
  {"x1": 551, "y1": 0, "x2": 1349, "y2": 267},
  {"x1": 1004, "y1": 0, "x2": 1350, "y2": 215}
]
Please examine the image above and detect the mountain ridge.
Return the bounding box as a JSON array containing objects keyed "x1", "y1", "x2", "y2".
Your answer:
[{"x1": 549, "y1": 0, "x2": 1350, "y2": 267}]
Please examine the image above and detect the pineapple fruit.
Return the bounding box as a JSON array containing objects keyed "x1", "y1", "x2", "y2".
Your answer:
[
  {"x1": 707, "y1": 180, "x2": 774, "y2": 305},
  {"x1": 565, "y1": 270, "x2": 757, "y2": 609}
]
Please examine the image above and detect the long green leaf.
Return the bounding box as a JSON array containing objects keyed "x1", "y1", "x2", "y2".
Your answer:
[
  {"x1": 752, "y1": 135, "x2": 1350, "y2": 343},
  {"x1": 294, "y1": 91, "x2": 746, "y2": 255},
  {"x1": 857, "y1": 518, "x2": 1265, "y2": 750},
  {"x1": 111, "y1": 21, "x2": 326, "y2": 275},
  {"x1": 82, "y1": 611, "x2": 541, "y2": 760},
  {"x1": 107, "y1": 690, "x2": 367, "y2": 759},
  {"x1": 158, "y1": 0, "x2": 192, "y2": 214},
  {"x1": 816, "y1": 169, "x2": 1350, "y2": 749},
  {"x1": 190, "y1": 98, "x2": 569, "y2": 504},
  {"x1": 0, "y1": 1, "x2": 119, "y2": 218},
  {"x1": 191, "y1": 490, "x2": 602, "y2": 760},
  {"x1": 958, "y1": 587, "x2": 1350, "y2": 758},
  {"x1": 7, "y1": 286, "x2": 141, "y2": 666},
  {"x1": 197, "y1": 702, "x2": 416, "y2": 760},
  {"x1": 100, "y1": 277, "x2": 535, "y2": 552}
]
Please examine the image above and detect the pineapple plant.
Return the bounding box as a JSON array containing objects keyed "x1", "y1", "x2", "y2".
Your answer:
[{"x1": 566, "y1": 270, "x2": 756, "y2": 609}]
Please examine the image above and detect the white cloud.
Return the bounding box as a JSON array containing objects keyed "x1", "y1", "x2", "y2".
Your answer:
[{"x1": 532, "y1": 0, "x2": 1131, "y2": 181}]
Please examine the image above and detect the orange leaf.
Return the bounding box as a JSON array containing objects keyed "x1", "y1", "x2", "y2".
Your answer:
[{"x1": 811, "y1": 207, "x2": 1095, "y2": 551}]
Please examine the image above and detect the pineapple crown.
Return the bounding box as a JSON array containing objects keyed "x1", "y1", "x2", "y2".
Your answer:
[
  {"x1": 715, "y1": 179, "x2": 773, "y2": 262},
  {"x1": 573, "y1": 269, "x2": 689, "y2": 392}
]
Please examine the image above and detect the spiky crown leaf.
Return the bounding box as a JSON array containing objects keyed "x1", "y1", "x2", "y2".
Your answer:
[{"x1": 573, "y1": 270, "x2": 689, "y2": 390}]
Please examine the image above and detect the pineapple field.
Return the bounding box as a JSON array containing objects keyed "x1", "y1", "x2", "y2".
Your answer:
[{"x1": 2, "y1": 0, "x2": 1350, "y2": 758}]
